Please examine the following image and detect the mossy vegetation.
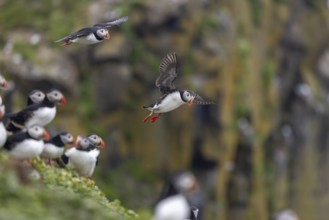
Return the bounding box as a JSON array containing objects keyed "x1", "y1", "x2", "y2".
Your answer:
[{"x1": 0, "y1": 154, "x2": 137, "y2": 220}]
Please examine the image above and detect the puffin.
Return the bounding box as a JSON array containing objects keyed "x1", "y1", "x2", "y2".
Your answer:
[
  {"x1": 6, "y1": 89, "x2": 67, "y2": 132},
  {"x1": 27, "y1": 90, "x2": 45, "y2": 106},
  {"x1": 41, "y1": 132, "x2": 74, "y2": 164},
  {"x1": 0, "y1": 74, "x2": 8, "y2": 89},
  {"x1": 153, "y1": 171, "x2": 198, "y2": 220},
  {"x1": 3, "y1": 125, "x2": 49, "y2": 159},
  {"x1": 61, "y1": 134, "x2": 105, "y2": 177},
  {"x1": 55, "y1": 16, "x2": 128, "y2": 46},
  {"x1": 0, "y1": 104, "x2": 7, "y2": 148},
  {"x1": 272, "y1": 209, "x2": 299, "y2": 220},
  {"x1": 143, "y1": 53, "x2": 215, "y2": 123}
]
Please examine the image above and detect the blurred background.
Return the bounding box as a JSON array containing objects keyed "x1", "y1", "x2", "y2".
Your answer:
[{"x1": 1, "y1": 0, "x2": 329, "y2": 219}]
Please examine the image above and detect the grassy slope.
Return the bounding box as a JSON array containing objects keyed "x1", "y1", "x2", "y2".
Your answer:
[{"x1": 0, "y1": 155, "x2": 137, "y2": 220}]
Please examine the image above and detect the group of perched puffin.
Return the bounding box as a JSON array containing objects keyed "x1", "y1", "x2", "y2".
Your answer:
[
  {"x1": 0, "y1": 79, "x2": 105, "y2": 178},
  {"x1": 0, "y1": 15, "x2": 218, "y2": 219}
]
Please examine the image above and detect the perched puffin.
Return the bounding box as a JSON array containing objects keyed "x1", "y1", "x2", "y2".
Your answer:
[
  {"x1": 55, "y1": 16, "x2": 128, "y2": 46},
  {"x1": 27, "y1": 90, "x2": 45, "y2": 106},
  {"x1": 61, "y1": 134, "x2": 105, "y2": 177},
  {"x1": 153, "y1": 171, "x2": 197, "y2": 220},
  {"x1": 41, "y1": 132, "x2": 74, "y2": 164},
  {"x1": 143, "y1": 53, "x2": 215, "y2": 123},
  {"x1": 6, "y1": 89, "x2": 66, "y2": 132},
  {"x1": 3, "y1": 125, "x2": 49, "y2": 159},
  {"x1": 0, "y1": 74, "x2": 8, "y2": 89},
  {"x1": 0, "y1": 104, "x2": 7, "y2": 148}
]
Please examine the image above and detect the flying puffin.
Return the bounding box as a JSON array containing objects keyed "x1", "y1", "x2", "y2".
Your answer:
[
  {"x1": 3, "y1": 125, "x2": 49, "y2": 159},
  {"x1": 55, "y1": 16, "x2": 128, "y2": 46},
  {"x1": 6, "y1": 89, "x2": 67, "y2": 132},
  {"x1": 0, "y1": 104, "x2": 7, "y2": 148},
  {"x1": 143, "y1": 53, "x2": 215, "y2": 123},
  {"x1": 153, "y1": 171, "x2": 198, "y2": 220},
  {"x1": 61, "y1": 134, "x2": 105, "y2": 178},
  {"x1": 27, "y1": 90, "x2": 45, "y2": 106},
  {"x1": 41, "y1": 132, "x2": 74, "y2": 164}
]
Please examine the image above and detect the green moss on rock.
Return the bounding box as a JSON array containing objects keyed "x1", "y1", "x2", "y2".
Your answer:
[{"x1": 0, "y1": 155, "x2": 137, "y2": 220}]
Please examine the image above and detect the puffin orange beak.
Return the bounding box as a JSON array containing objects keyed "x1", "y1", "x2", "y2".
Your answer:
[
  {"x1": 73, "y1": 139, "x2": 80, "y2": 147},
  {"x1": 188, "y1": 97, "x2": 195, "y2": 107},
  {"x1": 61, "y1": 96, "x2": 67, "y2": 106},
  {"x1": 43, "y1": 130, "x2": 50, "y2": 140},
  {"x1": 73, "y1": 135, "x2": 83, "y2": 147},
  {"x1": 104, "y1": 32, "x2": 110, "y2": 40},
  {"x1": 99, "y1": 139, "x2": 105, "y2": 149}
]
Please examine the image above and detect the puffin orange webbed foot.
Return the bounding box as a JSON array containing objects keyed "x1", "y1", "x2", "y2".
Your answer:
[{"x1": 150, "y1": 114, "x2": 161, "y2": 123}]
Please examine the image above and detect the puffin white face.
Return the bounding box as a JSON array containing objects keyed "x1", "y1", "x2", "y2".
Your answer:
[
  {"x1": 182, "y1": 91, "x2": 195, "y2": 106},
  {"x1": 78, "y1": 137, "x2": 91, "y2": 150},
  {"x1": 96, "y1": 29, "x2": 110, "y2": 40},
  {"x1": 27, "y1": 125, "x2": 49, "y2": 140},
  {"x1": 174, "y1": 172, "x2": 197, "y2": 193},
  {"x1": 46, "y1": 90, "x2": 67, "y2": 105},
  {"x1": 87, "y1": 134, "x2": 105, "y2": 149},
  {"x1": 29, "y1": 90, "x2": 45, "y2": 104},
  {"x1": 60, "y1": 132, "x2": 74, "y2": 144}
]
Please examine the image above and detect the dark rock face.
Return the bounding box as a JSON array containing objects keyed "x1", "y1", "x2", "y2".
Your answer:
[{"x1": 91, "y1": 63, "x2": 131, "y2": 114}]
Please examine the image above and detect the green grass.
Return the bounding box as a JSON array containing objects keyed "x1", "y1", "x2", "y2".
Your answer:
[{"x1": 0, "y1": 155, "x2": 137, "y2": 220}]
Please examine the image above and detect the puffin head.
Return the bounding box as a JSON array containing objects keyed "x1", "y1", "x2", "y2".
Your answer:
[
  {"x1": 59, "y1": 132, "x2": 74, "y2": 145},
  {"x1": 28, "y1": 125, "x2": 50, "y2": 140},
  {"x1": 87, "y1": 134, "x2": 105, "y2": 149},
  {"x1": 181, "y1": 90, "x2": 195, "y2": 107},
  {"x1": 28, "y1": 90, "x2": 45, "y2": 104},
  {"x1": 46, "y1": 90, "x2": 67, "y2": 105},
  {"x1": 96, "y1": 29, "x2": 110, "y2": 40}
]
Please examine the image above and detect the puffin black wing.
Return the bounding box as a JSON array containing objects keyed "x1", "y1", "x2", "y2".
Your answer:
[
  {"x1": 156, "y1": 53, "x2": 178, "y2": 94},
  {"x1": 3, "y1": 132, "x2": 29, "y2": 150},
  {"x1": 93, "y1": 16, "x2": 128, "y2": 29},
  {"x1": 5, "y1": 103, "x2": 39, "y2": 125},
  {"x1": 55, "y1": 27, "x2": 94, "y2": 43},
  {"x1": 190, "y1": 92, "x2": 216, "y2": 105}
]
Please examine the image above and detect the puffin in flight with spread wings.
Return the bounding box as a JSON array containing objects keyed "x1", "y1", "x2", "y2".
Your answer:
[
  {"x1": 143, "y1": 52, "x2": 215, "y2": 123},
  {"x1": 55, "y1": 16, "x2": 128, "y2": 46}
]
